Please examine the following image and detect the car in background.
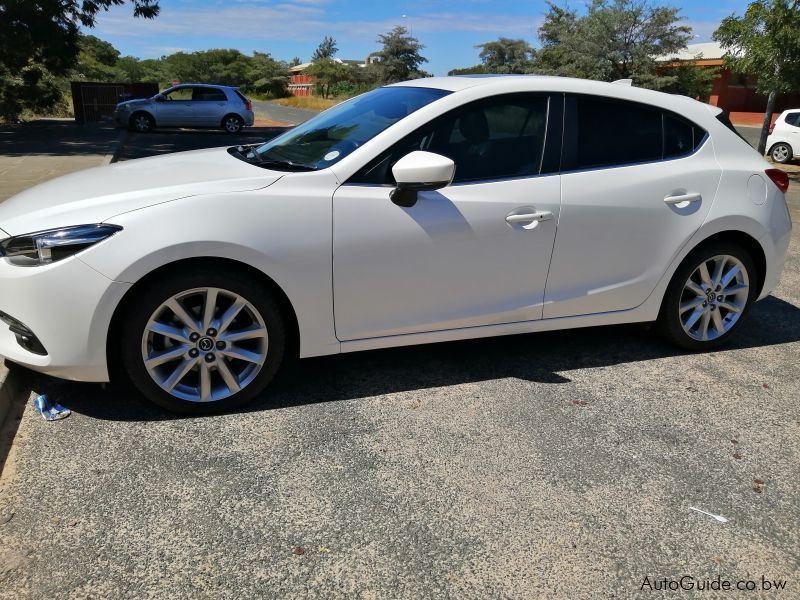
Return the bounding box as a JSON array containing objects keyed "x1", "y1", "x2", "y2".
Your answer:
[
  {"x1": 113, "y1": 84, "x2": 255, "y2": 134},
  {"x1": 766, "y1": 109, "x2": 800, "y2": 163}
]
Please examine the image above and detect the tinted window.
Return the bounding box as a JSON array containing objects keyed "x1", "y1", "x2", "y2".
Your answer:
[
  {"x1": 351, "y1": 94, "x2": 551, "y2": 184},
  {"x1": 193, "y1": 87, "x2": 227, "y2": 101},
  {"x1": 574, "y1": 96, "x2": 662, "y2": 168},
  {"x1": 664, "y1": 114, "x2": 704, "y2": 158},
  {"x1": 785, "y1": 113, "x2": 800, "y2": 127},
  {"x1": 163, "y1": 87, "x2": 192, "y2": 101},
  {"x1": 255, "y1": 86, "x2": 450, "y2": 170}
]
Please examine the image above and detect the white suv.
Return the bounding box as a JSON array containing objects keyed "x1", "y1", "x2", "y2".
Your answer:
[
  {"x1": 766, "y1": 109, "x2": 800, "y2": 163},
  {"x1": 0, "y1": 76, "x2": 793, "y2": 413}
]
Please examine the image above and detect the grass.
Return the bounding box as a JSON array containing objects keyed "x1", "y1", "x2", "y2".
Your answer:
[{"x1": 272, "y1": 96, "x2": 341, "y2": 111}]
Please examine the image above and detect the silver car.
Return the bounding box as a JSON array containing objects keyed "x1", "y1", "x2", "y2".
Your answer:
[{"x1": 113, "y1": 84, "x2": 255, "y2": 134}]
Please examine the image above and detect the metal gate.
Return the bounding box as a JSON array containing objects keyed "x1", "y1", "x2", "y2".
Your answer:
[{"x1": 71, "y1": 82, "x2": 160, "y2": 123}]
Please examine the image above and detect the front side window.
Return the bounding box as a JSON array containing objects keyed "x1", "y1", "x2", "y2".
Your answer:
[
  {"x1": 162, "y1": 87, "x2": 193, "y2": 101},
  {"x1": 351, "y1": 94, "x2": 552, "y2": 185},
  {"x1": 253, "y1": 86, "x2": 450, "y2": 170}
]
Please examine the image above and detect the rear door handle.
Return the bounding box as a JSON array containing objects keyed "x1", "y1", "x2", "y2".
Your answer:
[
  {"x1": 506, "y1": 211, "x2": 553, "y2": 224},
  {"x1": 664, "y1": 192, "x2": 702, "y2": 205}
]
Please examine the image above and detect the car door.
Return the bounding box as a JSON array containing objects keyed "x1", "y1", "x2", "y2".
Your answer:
[
  {"x1": 154, "y1": 86, "x2": 194, "y2": 126},
  {"x1": 333, "y1": 93, "x2": 563, "y2": 341},
  {"x1": 191, "y1": 86, "x2": 228, "y2": 126},
  {"x1": 543, "y1": 94, "x2": 721, "y2": 319},
  {"x1": 784, "y1": 112, "x2": 800, "y2": 155}
]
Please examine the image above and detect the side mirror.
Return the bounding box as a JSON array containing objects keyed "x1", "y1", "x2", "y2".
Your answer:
[{"x1": 390, "y1": 151, "x2": 455, "y2": 208}]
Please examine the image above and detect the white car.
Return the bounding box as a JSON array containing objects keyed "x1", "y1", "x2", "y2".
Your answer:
[
  {"x1": 0, "y1": 76, "x2": 792, "y2": 413},
  {"x1": 766, "y1": 109, "x2": 800, "y2": 164}
]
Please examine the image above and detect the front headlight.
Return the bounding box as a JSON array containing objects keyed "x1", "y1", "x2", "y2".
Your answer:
[{"x1": 0, "y1": 224, "x2": 122, "y2": 267}]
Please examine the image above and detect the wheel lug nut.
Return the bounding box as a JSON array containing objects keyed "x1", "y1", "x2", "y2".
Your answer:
[
  {"x1": 205, "y1": 353, "x2": 215, "y2": 363},
  {"x1": 189, "y1": 332, "x2": 200, "y2": 342},
  {"x1": 206, "y1": 328, "x2": 217, "y2": 337},
  {"x1": 716, "y1": 286, "x2": 721, "y2": 292},
  {"x1": 216, "y1": 340, "x2": 226, "y2": 350},
  {"x1": 710, "y1": 305, "x2": 716, "y2": 311},
  {"x1": 717, "y1": 295, "x2": 723, "y2": 301},
  {"x1": 189, "y1": 348, "x2": 199, "y2": 358},
  {"x1": 702, "y1": 301, "x2": 708, "y2": 307}
]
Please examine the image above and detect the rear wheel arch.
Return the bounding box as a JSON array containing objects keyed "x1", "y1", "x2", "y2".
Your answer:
[
  {"x1": 687, "y1": 231, "x2": 767, "y2": 298},
  {"x1": 106, "y1": 257, "x2": 300, "y2": 384}
]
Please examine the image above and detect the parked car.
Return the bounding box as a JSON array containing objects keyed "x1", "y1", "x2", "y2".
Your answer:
[
  {"x1": 113, "y1": 84, "x2": 255, "y2": 133},
  {"x1": 0, "y1": 76, "x2": 792, "y2": 413},
  {"x1": 766, "y1": 109, "x2": 800, "y2": 163}
]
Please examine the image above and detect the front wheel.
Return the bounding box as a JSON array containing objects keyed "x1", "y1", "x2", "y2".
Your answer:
[
  {"x1": 222, "y1": 114, "x2": 244, "y2": 134},
  {"x1": 656, "y1": 242, "x2": 758, "y2": 350},
  {"x1": 120, "y1": 269, "x2": 285, "y2": 414},
  {"x1": 129, "y1": 111, "x2": 155, "y2": 133},
  {"x1": 770, "y1": 143, "x2": 793, "y2": 164}
]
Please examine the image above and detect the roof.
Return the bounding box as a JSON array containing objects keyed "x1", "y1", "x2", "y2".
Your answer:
[
  {"x1": 656, "y1": 42, "x2": 726, "y2": 62},
  {"x1": 164, "y1": 83, "x2": 236, "y2": 90},
  {"x1": 289, "y1": 58, "x2": 366, "y2": 73}
]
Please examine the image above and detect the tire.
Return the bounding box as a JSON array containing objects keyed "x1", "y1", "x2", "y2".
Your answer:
[
  {"x1": 222, "y1": 114, "x2": 244, "y2": 134},
  {"x1": 129, "y1": 111, "x2": 155, "y2": 133},
  {"x1": 656, "y1": 241, "x2": 758, "y2": 351},
  {"x1": 769, "y1": 142, "x2": 793, "y2": 164},
  {"x1": 119, "y1": 268, "x2": 286, "y2": 414}
]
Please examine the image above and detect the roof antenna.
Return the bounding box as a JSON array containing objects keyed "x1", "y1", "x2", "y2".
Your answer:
[{"x1": 612, "y1": 78, "x2": 633, "y2": 86}]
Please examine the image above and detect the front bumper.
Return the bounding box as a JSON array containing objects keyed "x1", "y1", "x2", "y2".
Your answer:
[
  {"x1": 0, "y1": 255, "x2": 130, "y2": 382},
  {"x1": 113, "y1": 110, "x2": 129, "y2": 127}
]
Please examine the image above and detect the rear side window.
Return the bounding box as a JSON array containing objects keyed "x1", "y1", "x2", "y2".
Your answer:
[
  {"x1": 193, "y1": 87, "x2": 227, "y2": 101},
  {"x1": 566, "y1": 95, "x2": 708, "y2": 170},
  {"x1": 234, "y1": 90, "x2": 250, "y2": 104},
  {"x1": 350, "y1": 94, "x2": 555, "y2": 185},
  {"x1": 785, "y1": 113, "x2": 800, "y2": 127}
]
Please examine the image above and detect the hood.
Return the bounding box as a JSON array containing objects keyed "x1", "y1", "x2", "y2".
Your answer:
[
  {"x1": 117, "y1": 97, "x2": 151, "y2": 108},
  {"x1": 0, "y1": 147, "x2": 284, "y2": 236}
]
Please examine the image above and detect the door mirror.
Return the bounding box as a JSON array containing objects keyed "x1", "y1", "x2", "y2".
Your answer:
[{"x1": 390, "y1": 151, "x2": 455, "y2": 207}]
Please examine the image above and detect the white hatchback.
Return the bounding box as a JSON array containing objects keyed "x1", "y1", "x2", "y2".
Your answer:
[
  {"x1": 0, "y1": 76, "x2": 792, "y2": 413},
  {"x1": 766, "y1": 109, "x2": 800, "y2": 164}
]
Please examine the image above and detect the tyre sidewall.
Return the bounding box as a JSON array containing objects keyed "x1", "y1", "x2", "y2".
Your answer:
[
  {"x1": 658, "y1": 242, "x2": 758, "y2": 351},
  {"x1": 119, "y1": 269, "x2": 285, "y2": 414}
]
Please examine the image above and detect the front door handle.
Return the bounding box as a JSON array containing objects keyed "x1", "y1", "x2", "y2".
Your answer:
[
  {"x1": 506, "y1": 211, "x2": 553, "y2": 224},
  {"x1": 664, "y1": 192, "x2": 702, "y2": 205}
]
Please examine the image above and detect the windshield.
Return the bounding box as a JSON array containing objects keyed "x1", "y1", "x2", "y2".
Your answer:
[{"x1": 254, "y1": 86, "x2": 450, "y2": 170}]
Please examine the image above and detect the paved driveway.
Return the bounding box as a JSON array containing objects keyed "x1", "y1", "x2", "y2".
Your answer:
[{"x1": 0, "y1": 126, "x2": 798, "y2": 598}]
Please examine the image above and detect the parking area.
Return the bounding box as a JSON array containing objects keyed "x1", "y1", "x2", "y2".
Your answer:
[{"x1": 0, "y1": 125, "x2": 798, "y2": 597}]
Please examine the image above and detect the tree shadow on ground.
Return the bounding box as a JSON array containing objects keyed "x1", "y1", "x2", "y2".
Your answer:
[{"x1": 24, "y1": 295, "x2": 800, "y2": 422}]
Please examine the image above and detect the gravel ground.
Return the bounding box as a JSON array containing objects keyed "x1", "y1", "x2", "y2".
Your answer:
[{"x1": 0, "y1": 137, "x2": 798, "y2": 599}]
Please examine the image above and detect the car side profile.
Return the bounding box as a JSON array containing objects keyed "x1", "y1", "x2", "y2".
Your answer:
[
  {"x1": 766, "y1": 109, "x2": 800, "y2": 164},
  {"x1": 113, "y1": 83, "x2": 255, "y2": 133},
  {"x1": 0, "y1": 76, "x2": 792, "y2": 413}
]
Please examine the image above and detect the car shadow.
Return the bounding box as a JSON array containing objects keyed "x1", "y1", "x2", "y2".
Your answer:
[
  {"x1": 23, "y1": 295, "x2": 800, "y2": 422},
  {"x1": 0, "y1": 120, "x2": 120, "y2": 157},
  {"x1": 119, "y1": 126, "x2": 290, "y2": 160}
]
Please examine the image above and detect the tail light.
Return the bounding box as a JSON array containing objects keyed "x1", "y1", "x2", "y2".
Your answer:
[
  {"x1": 768, "y1": 123, "x2": 775, "y2": 135},
  {"x1": 245, "y1": 100, "x2": 252, "y2": 110},
  {"x1": 765, "y1": 168, "x2": 789, "y2": 194}
]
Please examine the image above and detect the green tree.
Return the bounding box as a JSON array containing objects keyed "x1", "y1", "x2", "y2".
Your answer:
[
  {"x1": 75, "y1": 35, "x2": 121, "y2": 81},
  {"x1": 249, "y1": 51, "x2": 288, "y2": 97},
  {"x1": 477, "y1": 38, "x2": 536, "y2": 73},
  {"x1": 306, "y1": 58, "x2": 352, "y2": 98},
  {"x1": 713, "y1": 0, "x2": 800, "y2": 154},
  {"x1": 312, "y1": 36, "x2": 338, "y2": 61},
  {"x1": 0, "y1": 0, "x2": 159, "y2": 120},
  {"x1": 370, "y1": 26, "x2": 429, "y2": 83},
  {"x1": 537, "y1": 0, "x2": 691, "y2": 88},
  {"x1": 659, "y1": 62, "x2": 718, "y2": 101}
]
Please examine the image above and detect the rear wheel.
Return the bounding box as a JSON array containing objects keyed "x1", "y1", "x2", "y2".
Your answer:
[
  {"x1": 120, "y1": 269, "x2": 285, "y2": 414},
  {"x1": 770, "y1": 142, "x2": 793, "y2": 164},
  {"x1": 222, "y1": 114, "x2": 244, "y2": 134},
  {"x1": 129, "y1": 111, "x2": 155, "y2": 133},
  {"x1": 657, "y1": 242, "x2": 758, "y2": 350}
]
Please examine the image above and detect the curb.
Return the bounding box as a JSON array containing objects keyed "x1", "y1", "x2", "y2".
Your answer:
[{"x1": 104, "y1": 127, "x2": 129, "y2": 164}]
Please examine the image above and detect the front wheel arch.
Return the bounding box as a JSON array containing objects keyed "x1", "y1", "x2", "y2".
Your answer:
[{"x1": 106, "y1": 257, "x2": 300, "y2": 387}]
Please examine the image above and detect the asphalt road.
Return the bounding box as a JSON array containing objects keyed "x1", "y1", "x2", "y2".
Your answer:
[
  {"x1": 1, "y1": 128, "x2": 798, "y2": 598},
  {"x1": 251, "y1": 101, "x2": 318, "y2": 125}
]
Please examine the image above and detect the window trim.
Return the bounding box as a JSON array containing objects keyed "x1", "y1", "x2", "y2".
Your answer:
[
  {"x1": 560, "y1": 93, "x2": 708, "y2": 175},
  {"x1": 344, "y1": 92, "x2": 564, "y2": 187}
]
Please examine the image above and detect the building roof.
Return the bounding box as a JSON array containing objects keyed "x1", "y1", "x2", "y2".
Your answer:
[
  {"x1": 289, "y1": 58, "x2": 366, "y2": 73},
  {"x1": 657, "y1": 42, "x2": 726, "y2": 62}
]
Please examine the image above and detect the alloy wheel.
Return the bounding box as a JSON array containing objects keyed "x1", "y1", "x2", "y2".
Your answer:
[
  {"x1": 134, "y1": 115, "x2": 151, "y2": 132},
  {"x1": 224, "y1": 116, "x2": 242, "y2": 133},
  {"x1": 772, "y1": 144, "x2": 790, "y2": 163},
  {"x1": 141, "y1": 287, "x2": 268, "y2": 402},
  {"x1": 679, "y1": 254, "x2": 749, "y2": 342}
]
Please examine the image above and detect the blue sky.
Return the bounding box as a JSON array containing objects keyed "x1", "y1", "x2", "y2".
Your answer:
[{"x1": 88, "y1": 0, "x2": 750, "y2": 76}]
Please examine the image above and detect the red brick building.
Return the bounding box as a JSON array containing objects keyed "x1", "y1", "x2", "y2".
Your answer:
[{"x1": 658, "y1": 42, "x2": 800, "y2": 125}]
